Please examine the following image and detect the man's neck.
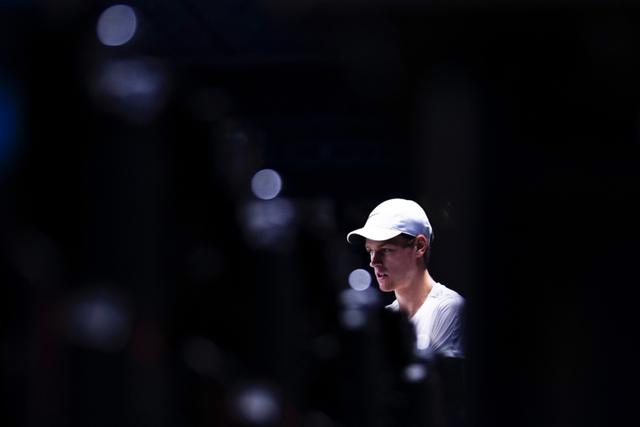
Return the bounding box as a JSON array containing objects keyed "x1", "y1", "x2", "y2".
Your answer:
[{"x1": 395, "y1": 269, "x2": 435, "y2": 318}]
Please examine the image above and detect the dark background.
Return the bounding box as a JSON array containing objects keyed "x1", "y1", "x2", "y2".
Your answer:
[{"x1": 2, "y1": 1, "x2": 640, "y2": 426}]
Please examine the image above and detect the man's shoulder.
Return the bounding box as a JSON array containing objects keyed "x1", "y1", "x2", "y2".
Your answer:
[
  {"x1": 429, "y1": 283, "x2": 465, "y2": 320},
  {"x1": 434, "y1": 282, "x2": 465, "y2": 304}
]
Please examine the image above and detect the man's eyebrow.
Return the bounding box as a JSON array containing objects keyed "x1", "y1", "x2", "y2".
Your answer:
[{"x1": 365, "y1": 242, "x2": 389, "y2": 251}]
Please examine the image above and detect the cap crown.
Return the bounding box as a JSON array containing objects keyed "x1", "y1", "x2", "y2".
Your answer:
[{"x1": 347, "y1": 198, "x2": 432, "y2": 243}]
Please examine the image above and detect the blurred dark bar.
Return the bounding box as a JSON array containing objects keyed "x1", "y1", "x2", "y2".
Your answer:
[{"x1": 2, "y1": 1, "x2": 640, "y2": 427}]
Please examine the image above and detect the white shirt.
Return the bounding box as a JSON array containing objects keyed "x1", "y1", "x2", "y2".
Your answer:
[{"x1": 387, "y1": 282, "x2": 465, "y2": 358}]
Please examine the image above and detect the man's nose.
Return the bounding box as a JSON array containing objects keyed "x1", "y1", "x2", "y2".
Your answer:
[{"x1": 369, "y1": 251, "x2": 381, "y2": 267}]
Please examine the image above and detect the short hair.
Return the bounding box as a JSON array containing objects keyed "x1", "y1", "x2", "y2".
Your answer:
[{"x1": 396, "y1": 233, "x2": 432, "y2": 266}]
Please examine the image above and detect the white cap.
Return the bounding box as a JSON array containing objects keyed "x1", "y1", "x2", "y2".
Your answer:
[{"x1": 346, "y1": 198, "x2": 433, "y2": 244}]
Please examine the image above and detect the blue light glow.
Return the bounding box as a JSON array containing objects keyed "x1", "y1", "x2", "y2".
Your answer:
[
  {"x1": 251, "y1": 168, "x2": 282, "y2": 200},
  {"x1": 97, "y1": 4, "x2": 138, "y2": 47}
]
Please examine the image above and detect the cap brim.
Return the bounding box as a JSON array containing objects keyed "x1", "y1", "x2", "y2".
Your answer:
[{"x1": 346, "y1": 227, "x2": 403, "y2": 244}]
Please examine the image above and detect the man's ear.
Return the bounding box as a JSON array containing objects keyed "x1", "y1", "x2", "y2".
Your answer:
[{"x1": 415, "y1": 235, "x2": 429, "y2": 258}]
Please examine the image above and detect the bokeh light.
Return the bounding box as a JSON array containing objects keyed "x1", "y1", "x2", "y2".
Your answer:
[
  {"x1": 66, "y1": 288, "x2": 131, "y2": 352},
  {"x1": 339, "y1": 286, "x2": 379, "y2": 330},
  {"x1": 98, "y1": 59, "x2": 162, "y2": 98},
  {"x1": 403, "y1": 363, "x2": 428, "y2": 383},
  {"x1": 231, "y1": 385, "x2": 281, "y2": 426},
  {"x1": 97, "y1": 4, "x2": 138, "y2": 47},
  {"x1": 348, "y1": 268, "x2": 371, "y2": 291},
  {"x1": 92, "y1": 58, "x2": 168, "y2": 122},
  {"x1": 340, "y1": 308, "x2": 366, "y2": 330},
  {"x1": 339, "y1": 287, "x2": 379, "y2": 308},
  {"x1": 251, "y1": 168, "x2": 282, "y2": 200},
  {"x1": 242, "y1": 198, "x2": 295, "y2": 247}
]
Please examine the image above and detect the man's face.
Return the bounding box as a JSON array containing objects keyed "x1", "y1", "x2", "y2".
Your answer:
[{"x1": 365, "y1": 236, "x2": 420, "y2": 292}]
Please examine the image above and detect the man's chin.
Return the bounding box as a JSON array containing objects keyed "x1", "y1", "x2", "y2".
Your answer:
[{"x1": 377, "y1": 280, "x2": 394, "y2": 292}]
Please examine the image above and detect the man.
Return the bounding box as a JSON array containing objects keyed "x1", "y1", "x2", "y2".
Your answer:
[{"x1": 347, "y1": 198, "x2": 465, "y2": 358}]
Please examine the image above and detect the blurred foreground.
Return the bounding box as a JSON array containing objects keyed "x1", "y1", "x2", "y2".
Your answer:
[{"x1": 2, "y1": 1, "x2": 640, "y2": 426}]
